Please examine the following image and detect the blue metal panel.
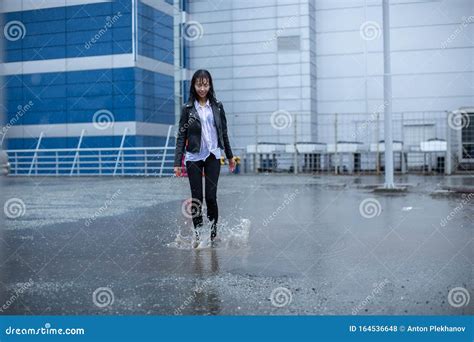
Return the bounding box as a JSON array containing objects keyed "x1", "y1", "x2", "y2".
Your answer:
[
  {"x1": 112, "y1": 39, "x2": 132, "y2": 54},
  {"x1": 4, "y1": 138, "x2": 24, "y2": 150},
  {"x1": 22, "y1": 46, "x2": 67, "y2": 61},
  {"x1": 66, "y1": 41, "x2": 113, "y2": 58},
  {"x1": 66, "y1": 3, "x2": 113, "y2": 18},
  {"x1": 137, "y1": 2, "x2": 174, "y2": 63},
  {"x1": 67, "y1": 96, "x2": 114, "y2": 111},
  {"x1": 113, "y1": 0, "x2": 132, "y2": 15},
  {"x1": 113, "y1": 67, "x2": 134, "y2": 81},
  {"x1": 183, "y1": 80, "x2": 190, "y2": 103},
  {"x1": 113, "y1": 26, "x2": 133, "y2": 41},
  {"x1": 113, "y1": 81, "x2": 135, "y2": 95},
  {"x1": 27, "y1": 20, "x2": 66, "y2": 34},
  {"x1": 2, "y1": 0, "x2": 179, "y2": 155},
  {"x1": 4, "y1": 11, "x2": 22, "y2": 22},
  {"x1": 4, "y1": 87, "x2": 23, "y2": 101},
  {"x1": 67, "y1": 69, "x2": 112, "y2": 83},
  {"x1": 113, "y1": 94, "x2": 135, "y2": 110},
  {"x1": 134, "y1": 68, "x2": 174, "y2": 125},
  {"x1": 5, "y1": 75, "x2": 23, "y2": 87},
  {"x1": 2, "y1": 2, "x2": 132, "y2": 63},
  {"x1": 4, "y1": 50, "x2": 23, "y2": 62},
  {"x1": 22, "y1": 6, "x2": 66, "y2": 22},
  {"x1": 66, "y1": 83, "x2": 113, "y2": 97},
  {"x1": 22, "y1": 33, "x2": 66, "y2": 49},
  {"x1": 26, "y1": 85, "x2": 66, "y2": 98}
]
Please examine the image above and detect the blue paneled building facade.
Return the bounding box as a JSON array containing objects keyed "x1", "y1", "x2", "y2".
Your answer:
[{"x1": 1, "y1": 0, "x2": 177, "y2": 151}]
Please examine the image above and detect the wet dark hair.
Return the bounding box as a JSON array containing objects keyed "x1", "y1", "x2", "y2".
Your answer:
[{"x1": 188, "y1": 69, "x2": 217, "y2": 105}]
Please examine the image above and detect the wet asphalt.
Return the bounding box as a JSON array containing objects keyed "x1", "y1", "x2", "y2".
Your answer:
[{"x1": 0, "y1": 174, "x2": 472, "y2": 315}]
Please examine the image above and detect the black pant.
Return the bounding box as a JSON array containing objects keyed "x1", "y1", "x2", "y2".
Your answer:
[{"x1": 185, "y1": 153, "x2": 221, "y2": 229}]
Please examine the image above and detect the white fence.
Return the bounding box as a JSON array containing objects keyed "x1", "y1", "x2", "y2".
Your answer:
[
  {"x1": 240, "y1": 110, "x2": 472, "y2": 175},
  {"x1": 4, "y1": 110, "x2": 471, "y2": 176},
  {"x1": 5, "y1": 146, "x2": 176, "y2": 176}
]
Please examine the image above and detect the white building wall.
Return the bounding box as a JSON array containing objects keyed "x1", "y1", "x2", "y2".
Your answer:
[
  {"x1": 186, "y1": 0, "x2": 317, "y2": 148},
  {"x1": 185, "y1": 0, "x2": 473, "y2": 150},
  {"x1": 315, "y1": 0, "x2": 473, "y2": 144}
]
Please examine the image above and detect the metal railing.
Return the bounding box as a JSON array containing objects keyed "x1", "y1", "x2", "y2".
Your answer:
[
  {"x1": 6, "y1": 146, "x2": 176, "y2": 176},
  {"x1": 4, "y1": 125, "x2": 179, "y2": 177},
  {"x1": 4, "y1": 111, "x2": 470, "y2": 176},
  {"x1": 239, "y1": 111, "x2": 464, "y2": 175}
]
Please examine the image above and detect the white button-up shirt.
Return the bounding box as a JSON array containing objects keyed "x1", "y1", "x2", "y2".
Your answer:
[{"x1": 185, "y1": 99, "x2": 222, "y2": 163}]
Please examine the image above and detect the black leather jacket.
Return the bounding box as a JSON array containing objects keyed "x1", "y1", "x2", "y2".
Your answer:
[{"x1": 174, "y1": 99, "x2": 233, "y2": 167}]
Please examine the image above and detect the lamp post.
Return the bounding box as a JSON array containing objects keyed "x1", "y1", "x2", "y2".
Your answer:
[{"x1": 382, "y1": 0, "x2": 395, "y2": 189}]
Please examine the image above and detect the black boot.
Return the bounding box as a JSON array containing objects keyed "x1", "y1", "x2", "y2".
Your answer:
[
  {"x1": 192, "y1": 223, "x2": 202, "y2": 248},
  {"x1": 210, "y1": 221, "x2": 217, "y2": 242}
]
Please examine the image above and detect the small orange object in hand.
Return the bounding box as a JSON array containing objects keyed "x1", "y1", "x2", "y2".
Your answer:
[{"x1": 229, "y1": 157, "x2": 236, "y2": 173}]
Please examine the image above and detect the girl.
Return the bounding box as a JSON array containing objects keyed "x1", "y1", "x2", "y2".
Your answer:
[{"x1": 174, "y1": 69, "x2": 235, "y2": 247}]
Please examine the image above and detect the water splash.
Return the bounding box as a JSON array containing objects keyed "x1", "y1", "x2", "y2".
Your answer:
[{"x1": 167, "y1": 218, "x2": 251, "y2": 250}]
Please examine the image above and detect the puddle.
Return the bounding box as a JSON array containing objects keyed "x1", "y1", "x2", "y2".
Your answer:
[{"x1": 167, "y1": 218, "x2": 251, "y2": 250}]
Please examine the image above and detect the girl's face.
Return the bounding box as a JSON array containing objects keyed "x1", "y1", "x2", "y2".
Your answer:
[{"x1": 194, "y1": 77, "x2": 210, "y2": 100}]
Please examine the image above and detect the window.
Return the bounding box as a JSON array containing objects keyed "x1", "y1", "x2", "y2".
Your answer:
[
  {"x1": 461, "y1": 112, "x2": 474, "y2": 160},
  {"x1": 277, "y1": 36, "x2": 300, "y2": 51}
]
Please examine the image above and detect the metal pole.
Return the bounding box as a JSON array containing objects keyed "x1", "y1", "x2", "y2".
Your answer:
[
  {"x1": 131, "y1": 0, "x2": 137, "y2": 62},
  {"x1": 99, "y1": 150, "x2": 102, "y2": 175},
  {"x1": 445, "y1": 110, "x2": 452, "y2": 175},
  {"x1": 144, "y1": 149, "x2": 148, "y2": 176},
  {"x1": 159, "y1": 125, "x2": 173, "y2": 177},
  {"x1": 254, "y1": 114, "x2": 258, "y2": 173},
  {"x1": 401, "y1": 112, "x2": 407, "y2": 173},
  {"x1": 293, "y1": 112, "x2": 298, "y2": 174},
  {"x1": 382, "y1": 0, "x2": 395, "y2": 188},
  {"x1": 70, "y1": 129, "x2": 85, "y2": 176},
  {"x1": 376, "y1": 111, "x2": 380, "y2": 174},
  {"x1": 174, "y1": 0, "x2": 184, "y2": 135},
  {"x1": 28, "y1": 131, "x2": 44, "y2": 176},
  {"x1": 113, "y1": 127, "x2": 129, "y2": 176},
  {"x1": 334, "y1": 113, "x2": 338, "y2": 175}
]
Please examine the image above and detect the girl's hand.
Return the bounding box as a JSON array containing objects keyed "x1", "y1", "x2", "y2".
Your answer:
[
  {"x1": 228, "y1": 157, "x2": 236, "y2": 173},
  {"x1": 174, "y1": 166, "x2": 182, "y2": 177}
]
